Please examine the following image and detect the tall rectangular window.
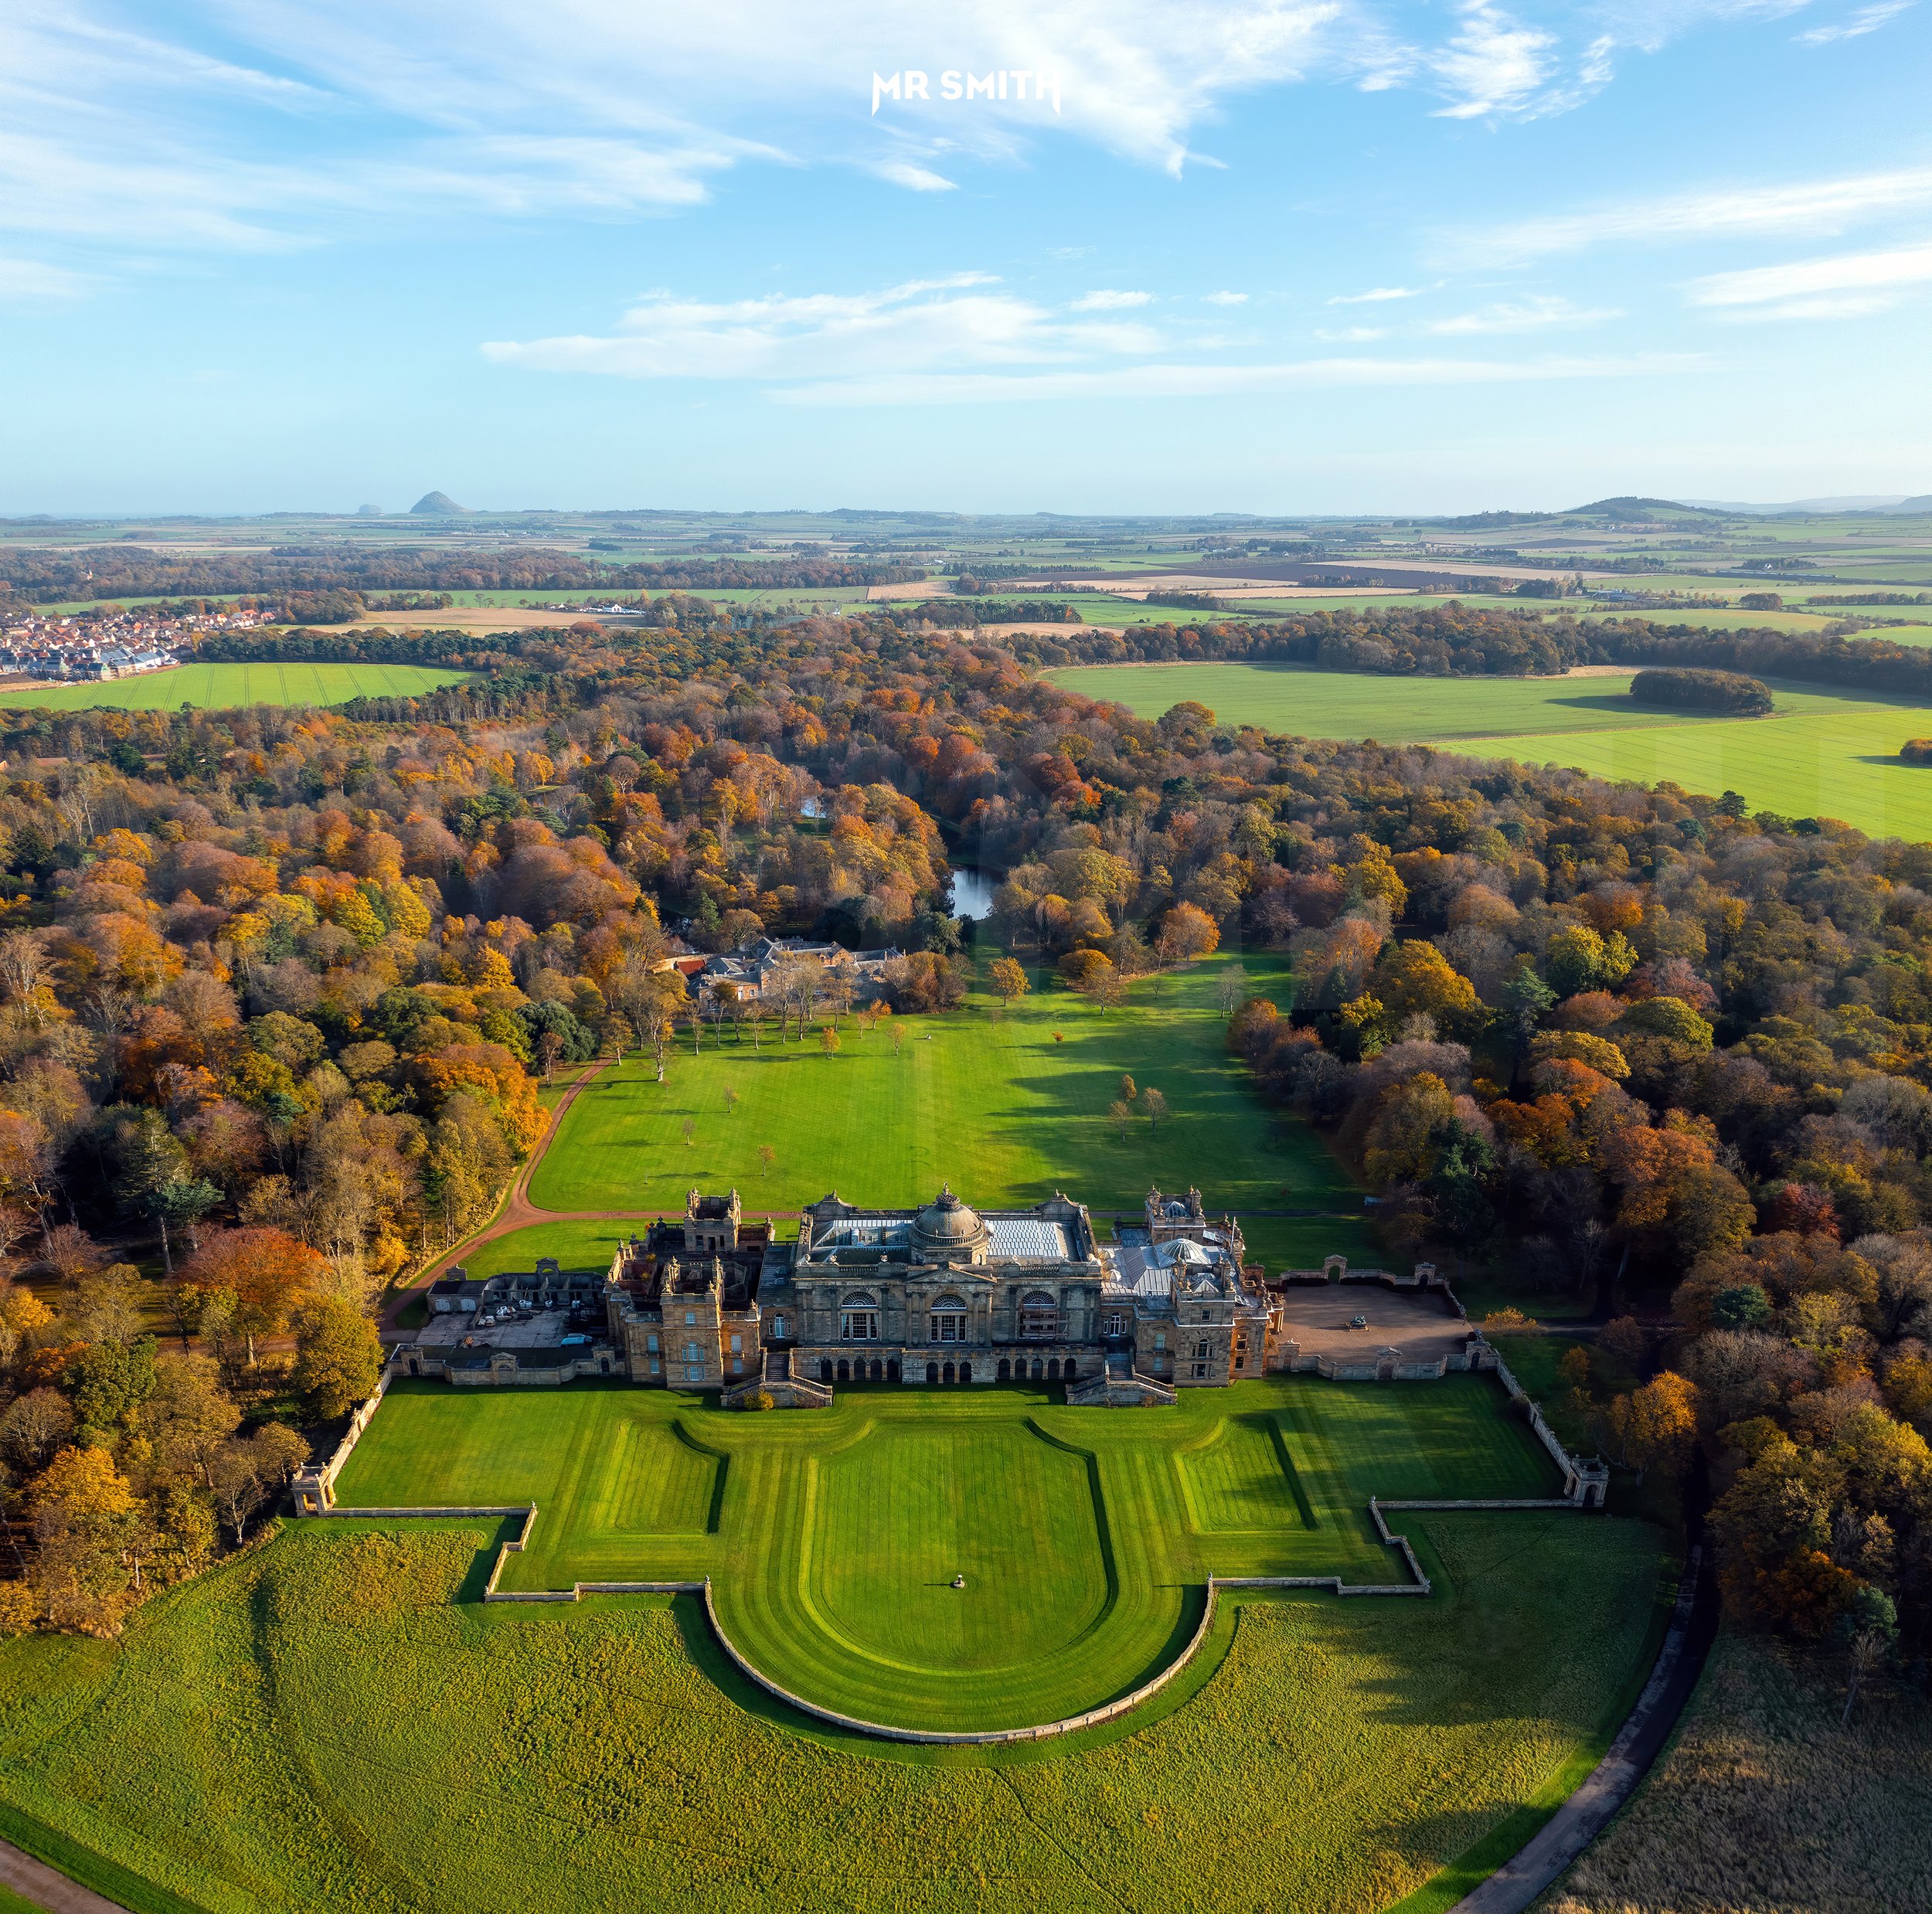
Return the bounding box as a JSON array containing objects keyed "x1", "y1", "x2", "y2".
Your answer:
[
  {"x1": 841, "y1": 1309, "x2": 879, "y2": 1341},
  {"x1": 930, "y1": 1312, "x2": 967, "y2": 1344}
]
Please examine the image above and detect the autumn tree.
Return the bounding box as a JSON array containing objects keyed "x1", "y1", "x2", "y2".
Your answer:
[
  {"x1": 291, "y1": 1297, "x2": 383, "y2": 1420},
  {"x1": 1155, "y1": 903, "x2": 1219, "y2": 967},
  {"x1": 177, "y1": 1228, "x2": 328, "y2": 1368},
  {"x1": 988, "y1": 958, "x2": 1029, "y2": 1006}
]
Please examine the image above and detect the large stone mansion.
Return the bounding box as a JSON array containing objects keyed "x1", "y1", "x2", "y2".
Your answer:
[{"x1": 403, "y1": 1184, "x2": 1284, "y2": 1407}]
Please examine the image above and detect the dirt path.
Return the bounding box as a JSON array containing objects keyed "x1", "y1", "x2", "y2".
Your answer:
[{"x1": 0, "y1": 1839, "x2": 128, "y2": 1913}]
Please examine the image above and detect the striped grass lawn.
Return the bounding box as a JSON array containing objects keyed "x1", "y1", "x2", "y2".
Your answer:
[
  {"x1": 0, "y1": 661, "x2": 474, "y2": 712},
  {"x1": 1046, "y1": 661, "x2": 1932, "y2": 841},
  {"x1": 526, "y1": 957, "x2": 1374, "y2": 1271},
  {"x1": 335, "y1": 1372, "x2": 1560, "y2": 1732}
]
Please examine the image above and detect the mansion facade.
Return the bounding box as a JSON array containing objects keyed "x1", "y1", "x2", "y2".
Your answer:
[{"x1": 600, "y1": 1183, "x2": 1270, "y2": 1407}]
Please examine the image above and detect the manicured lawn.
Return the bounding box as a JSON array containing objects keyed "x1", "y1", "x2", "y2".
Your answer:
[
  {"x1": 527, "y1": 957, "x2": 1375, "y2": 1270},
  {"x1": 1046, "y1": 661, "x2": 1932, "y2": 841},
  {"x1": 335, "y1": 1373, "x2": 1561, "y2": 1732},
  {"x1": 0, "y1": 1498, "x2": 1667, "y2": 1914},
  {"x1": 0, "y1": 661, "x2": 474, "y2": 711}
]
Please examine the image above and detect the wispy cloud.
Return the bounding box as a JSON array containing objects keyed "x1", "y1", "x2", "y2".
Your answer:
[
  {"x1": 1794, "y1": 1, "x2": 1916, "y2": 43},
  {"x1": 1202, "y1": 290, "x2": 1248, "y2": 304},
  {"x1": 0, "y1": 256, "x2": 87, "y2": 299},
  {"x1": 1070, "y1": 289, "x2": 1153, "y2": 310},
  {"x1": 1458, "y1": 165, "x2": 1932, "y2": 263},
  {"x1": 1429, "y1": 2, "x2": 1559, "y2": 118},
  {"x1": 1686, "y1": 239, "x2": 1932, "y2": 317},
  {"x1": 483, "y1": 274, "x2": 1163, "y2": 380},
  {"x1": 1330, "y1": 284, "x2": 1423, "y2": 304},
  {"x1": 869, "y1": 159, "x2": 956, "y2": 192},
  {"x1": 1315, "y1": 325, "x2": 1389, "y2": 341},
  {"x1": 1426, "y1": 293, "x2": 1621, "y2": 332},
  {"x1": 770, "y1": 352, "x2": 1709, "y2": 407}
]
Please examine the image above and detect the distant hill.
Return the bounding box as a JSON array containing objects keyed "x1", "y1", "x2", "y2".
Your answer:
[
  {"x1": 1566, "y1": 496, "x2": 1725, "y2": 521},
  {"x1": 1875, "y1": 495, "x2": 1932, "y2": 515},
  {"x1": 1677, "y1": 495, "x2": 1915, "y2": 515},
  {"x1": 410, "y1": 491, "x2": 469, "y2": 515}
]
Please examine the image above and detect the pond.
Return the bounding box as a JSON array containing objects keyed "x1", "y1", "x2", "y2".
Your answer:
[{"x1": 948, "y1": 865, "x2": 998, "y2": 921}]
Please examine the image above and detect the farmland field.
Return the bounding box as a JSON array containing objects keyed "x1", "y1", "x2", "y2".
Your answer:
[
  {"x1": 335, "y1": 1374, "x2": 1571, "y2": 1732},
  {"x1": 0, "y1": 1495, "x2": 1666, "y2": 1914},
  {"x1": 526, "y1": 957, "x2": 1374, "y2": 1270},
  {"x1": 0, "y1": 661, "x2": 474, "y2": 712},
  {"x1": 1046, "y1": 661, "x2": 1932, "y2": 841}
]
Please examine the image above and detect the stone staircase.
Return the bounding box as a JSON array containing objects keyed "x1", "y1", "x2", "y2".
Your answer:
[
  {"x1": 1065, "y1": 1351, "x2": 1178, "y2": 1408},
  {"x1": 720, "y1": 1347, "x2": 832, "y2": 1410}
]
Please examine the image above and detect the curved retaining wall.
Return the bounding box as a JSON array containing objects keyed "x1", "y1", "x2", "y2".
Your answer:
[{"x1": 700, "y1": 1577, "x2": 1222, "y2": 1746}]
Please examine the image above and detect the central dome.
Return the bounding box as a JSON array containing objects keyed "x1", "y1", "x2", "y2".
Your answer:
[{"x1": 913, "y1": 1185, "x2": 987, "y2": 1255}]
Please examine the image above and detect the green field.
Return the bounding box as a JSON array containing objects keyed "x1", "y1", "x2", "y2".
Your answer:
[
  {"x1": 526, "y1": 958, "x2": 1372, "y2": 1270},
  {"x1": 335, "y1": 1374, "x2": 1564, "y2": 1733},
  {"x1": 0, "y1": 1501, "x2": 1666, "y2": 1914},
  {"x1": 1046, "y1": 661, "x2": 1932, "y2": 841},
  {"x1": 0, "y1": 661, "x2": 474, "y2": 712}
]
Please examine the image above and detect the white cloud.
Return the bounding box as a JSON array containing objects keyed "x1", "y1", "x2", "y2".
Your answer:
[
  {"x1": 1070, "y1": 289, "x2": 1153, "y2": 309},
  {"x1": 1202, "y1": 290, "x2": 1247, "y2": 304},
  {"x1": 1315, "y1": 325, "x2": 1389, "y2": 340},
  {"x1": 1460, "y1": 165, "x2": 1932, "y2": 263},
  {"x1": 1429, "y1": 2, "x2": 1559, "y2": 118},
  {"x1": 483, "y1": 272, "x2": 1163, "y2": 380},
  {"x1": 1795, "y1": 1, "x2": 1916, "y2": 43},
  {"x1": 871, "y1": 159, "x2": 956, "y2": 192},
  {"x1": 770, "y1": 352, "x2": 1709, "y2": 406},
  {"x1": 1685, "y1": 240, "x2": 1932, "y2": 314},
  {"x1": 1329, "y1": 284, "x2": 1423, "y2": 304},
  {"x1": 0, "y1": 256, "x2": 86, "y2": 299},
  {"x1": 1426, "y1": 293, "x2": 1621, "y2": 332}
]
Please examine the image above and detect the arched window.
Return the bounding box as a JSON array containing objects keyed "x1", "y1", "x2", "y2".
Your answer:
[
  {"x1": 997, "y1": 1358, "x2": 1011, "y2": 1382},
  {"x1": 926, "y1": 1362, "x2": 940, "y2": 1384},
  {"x1": 929, "y1": 1295, "x2": 968, "y2": 1344},
  {"x1": 1063, "y1": 1360, "x2": 1078, "y2": 1382},
  {"x1": 1019, "y1": 1290, "x2": 1059, "y2": 1339},
  {"x1": 943, "y1": 1361, "x2": 955, "y2": 1383},
  {"x1": 819, "y1": 1358, "x2": 834, "y2": 1383},
  {"x1": 1031, "y1": 1358, "x2": 1044, "y2": 1382},
  {"x1": 887, "y1": 1359, "x2": 901, "y2": 1382},
  {"x1": 841, "y1": 1292, "x2": 879, "y2": 1341},
  {"x1": 836, "y1": 1359, "x2": 850, "y2": 1382},
  {"x1": 869, "y1": 1359, "x2": 883, "y2": 1382},
  {"x1": 1046, "y1": 1358, "x2": 1060, "y2": 1381},
  {"x1": 959, "y1": 1361, "x2": 972, "y2": 1384}
]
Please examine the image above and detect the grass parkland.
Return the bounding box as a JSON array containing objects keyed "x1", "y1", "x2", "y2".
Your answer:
[
  {"x1": 527, "y1": 954, "x2": 1374, "y2": 1272},
  {"x1": 1046, "y1": 659, "x2": 1932, "y2": 841}
]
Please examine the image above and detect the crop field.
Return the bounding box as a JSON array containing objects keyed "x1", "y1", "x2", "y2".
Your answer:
[
  {"x1": 0, "y1": 661, "x2": 473, "y2": 712},
  {"x1": 1046, "y1": 661, "x2": 1932, "y2": 841},
  {"x1": 526, "y1": 957, "x2": 1372, "y2": 1270},
  {"x1": 0, "y1": 1502, "x2": 1666, "y2": 1914},
  {"x1": 335, "y1": 1374, "x2": 1564, "y2": 1734}
]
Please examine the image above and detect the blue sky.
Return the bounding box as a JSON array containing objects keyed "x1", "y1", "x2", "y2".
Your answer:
[{"x1": 4, "y1": 0, "x2": 1930, "y2": 515}]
